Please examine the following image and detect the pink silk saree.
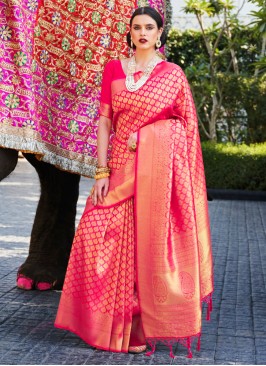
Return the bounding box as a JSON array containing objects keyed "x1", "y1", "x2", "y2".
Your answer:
[{"x1": 55, "y1": 60, "x2": 214, "y2": 357}]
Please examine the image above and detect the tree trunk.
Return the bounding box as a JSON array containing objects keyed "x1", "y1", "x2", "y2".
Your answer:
[
  {"x1": 255, "y1": 34, "x2": 266, "y2": 76},
  {"x1": 209, "y1": 94, "x2": 219, "y2": 141}
]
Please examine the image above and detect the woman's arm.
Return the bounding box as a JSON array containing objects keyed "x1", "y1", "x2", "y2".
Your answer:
[
  {"x1": 97, "y1": 115, "x2": 112, "y2": 167},
  {"x1": 92, "y1": 115, "x2": 112, "y2": 205}
]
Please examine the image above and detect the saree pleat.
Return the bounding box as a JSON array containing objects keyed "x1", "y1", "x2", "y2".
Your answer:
[{"x1": 55, "y1": 199, "x2": 135, "y2": 352}]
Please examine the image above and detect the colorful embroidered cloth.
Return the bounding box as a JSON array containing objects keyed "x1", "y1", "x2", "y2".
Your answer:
[
  {"x1": 55, "y1": 60, "x2": 214, "y2": 357},
  {"x1": 0, "y1": 0, "x2": 166, "y2": 176}
]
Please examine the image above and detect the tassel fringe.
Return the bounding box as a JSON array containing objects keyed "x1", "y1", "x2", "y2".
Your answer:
[
  {"x1": 144, "y1": 293, "x2": 213, "y2": 359},
  {"x1": 197, "y1": 334, "x2": 201, "y2": 351},
  {"x1": 187, "y1": 338, "x2": 193, "y2": 358},
  {"x1": 169, "y1": 345, "x2": 175, "y2": 359},
  {"x1": 146, "y1": 341, "x2": 156, "y2": 357}
]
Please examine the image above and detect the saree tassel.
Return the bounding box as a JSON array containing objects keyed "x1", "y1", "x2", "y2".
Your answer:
[
  {"x1": 197, "y1": 334, "x2": 201, "y2": 351},
  {"x1": 146, "y1": 342, "x2": 156, "y2": 357},
  {"x1": 206, "y1": 306, "x2": 210, "y2": 321},
  {"x1": 187, "y1": 339, "x2": 193, "y2": 358},
  {"x1": 210, "y1": 297, "x2": 213, "y2": 312},
  {"x1": 206, "y1": 301, "x2": 211, "y2": 321},
  {"x1": 169, "y1": 344, "x2": 175, "y2": 359}
]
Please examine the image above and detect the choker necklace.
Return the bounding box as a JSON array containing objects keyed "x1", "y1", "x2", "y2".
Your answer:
[{"x1": 125, "y1": 55, "x2": 162, "y2": 92}]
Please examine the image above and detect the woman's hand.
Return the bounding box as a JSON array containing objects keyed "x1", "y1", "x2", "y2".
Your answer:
[
  {"x1": 127, "y1": 132, "x2": 138, "y2": 152},
  {"x1": 91, "y1": 177, "x2": 109, "y2": 206}
]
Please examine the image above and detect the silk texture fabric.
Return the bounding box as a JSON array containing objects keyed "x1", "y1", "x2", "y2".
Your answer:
[{"x1": 55, "y1": 60, "x2": 214, "y2": 358}]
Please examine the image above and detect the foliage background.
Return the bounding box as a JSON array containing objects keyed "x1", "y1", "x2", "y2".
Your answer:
[
  {"x1": 167, "y1": 28, "x2": 266, "y2": 144},
  {"x1": 202, "y1": 142, "x2": 266, "y2": 190},
  {"x1": 166, "y1": 0, "x2": 266, "y2": 190}
]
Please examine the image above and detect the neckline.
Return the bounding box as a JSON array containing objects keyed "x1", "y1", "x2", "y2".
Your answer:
[{"x1": 119, "y1": 58, "x2": 164, "y2": 77}]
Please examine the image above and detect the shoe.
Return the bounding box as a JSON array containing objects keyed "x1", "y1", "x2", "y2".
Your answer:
[{"x1": 128, "y1": 345, "x2": 147, "y2": 354}]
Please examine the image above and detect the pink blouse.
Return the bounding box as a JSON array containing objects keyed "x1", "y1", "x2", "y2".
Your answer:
[{"x1": 99, "y1": 59, "x2": 191, "y2": 134}]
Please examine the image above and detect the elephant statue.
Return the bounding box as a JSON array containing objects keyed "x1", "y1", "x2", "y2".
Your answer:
[
  {"x1": 0, "y1": 0, "x2": 171, "y2": 290},
  {"x1": 0, "y1": 148, "x2": 80, "y2": 290}
]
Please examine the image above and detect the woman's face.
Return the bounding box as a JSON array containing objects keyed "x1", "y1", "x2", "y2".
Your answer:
[{"x1": 130, "y1": 14, "x2": 163, "y2": 51}]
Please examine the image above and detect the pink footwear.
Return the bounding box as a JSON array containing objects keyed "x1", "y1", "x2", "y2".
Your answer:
[
  {"x1": 17, "y1": 274, "x2": 34, "y2": 290},
  {"x1": 35, "y1": 282, "x2": 53, "y2": 291}
]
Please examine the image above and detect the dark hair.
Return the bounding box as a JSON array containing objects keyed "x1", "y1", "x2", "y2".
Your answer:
[{"x1": 126, "y1": 7, "x2": 167, "y2": 49}]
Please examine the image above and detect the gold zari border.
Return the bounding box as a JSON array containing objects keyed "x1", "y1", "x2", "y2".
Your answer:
[{"x1": 0, "y1": 125, "x2": 97, "y2": 177}]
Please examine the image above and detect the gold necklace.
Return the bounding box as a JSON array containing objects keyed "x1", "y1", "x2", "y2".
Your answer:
[{"x1": 125, "y1": 55, "x2": 162, "y2": 92}]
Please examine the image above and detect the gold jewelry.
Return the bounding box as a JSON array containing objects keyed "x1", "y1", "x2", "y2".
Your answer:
[
  {"x1": 96, "y1": 168, "x2": 110, "y2": 172},
  {"x1": 94, "y1": 172, "x2": 110, "y2": 180},
  {"x1": 97, "y1": 165, "x2": 109, "y2": 169},
  {"x1": 95, "y1": 166, "x2": 111, "y2": 175},
  {"x1": 156, "y1": 38, "x2": 161, "y2": 49},
  {"x1": 125, "y1": 55, "x2": 162, "y2": 92},
  {"x1": 130, "y1": 142, "x2": 137, "y2": 151},
  {"x1": 129, "y1": 38, "x2": 134, "y2": 57}
]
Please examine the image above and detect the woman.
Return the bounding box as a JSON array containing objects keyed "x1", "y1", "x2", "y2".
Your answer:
[{"x1": 55, "y1": 6, "x2": 214, "y2": 358}]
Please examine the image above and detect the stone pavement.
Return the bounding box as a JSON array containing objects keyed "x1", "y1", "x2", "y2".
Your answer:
[{"x1": 0, "y1": 158, "x2": 266, "y2": 365}]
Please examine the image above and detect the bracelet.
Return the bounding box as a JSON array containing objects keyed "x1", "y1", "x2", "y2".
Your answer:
[
  {"x1": 95, "y1": 166, "x2": 111, "y2": 175},
  {"x1": 94, "y1": 172, "x2": 110, "y2": 180},
  {"x1": 96, "y1": 167, "x2": 110, "y2": 173}
]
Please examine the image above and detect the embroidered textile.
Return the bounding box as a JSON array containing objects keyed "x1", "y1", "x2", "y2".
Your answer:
[{"x1": 0, "y1": 0, "x2": 165, "y2": 176}]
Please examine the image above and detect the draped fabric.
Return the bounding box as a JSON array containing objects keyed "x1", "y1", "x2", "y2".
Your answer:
[
  {"x1": 55, "y1": 60, "x2": 214, "y2": 357},
  {"x1": 55, "y1": 198, "x2": 145, "y2": 352},
  {"x1": 136, "y1": 119, "x2": 213, "y2": 357},
  {"x1": 0, "y1": 0, "x2": 167, "y2": 176}
]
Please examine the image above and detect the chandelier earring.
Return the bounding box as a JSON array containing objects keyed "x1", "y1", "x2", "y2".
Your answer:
[
  {"x1": 156, "y1": 38, "x2": 161, "y2": 49},
  {"x1": 129, "y1": 37, "x2": 134, "y2": 57}
]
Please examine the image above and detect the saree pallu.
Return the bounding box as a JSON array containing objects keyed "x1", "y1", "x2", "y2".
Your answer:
[
  {"x1": 136, "y1": 119, "x2": 213, "y2": 357},
  {"x1": 55, "y1": 116, "x2": 213, "y2": 357}
]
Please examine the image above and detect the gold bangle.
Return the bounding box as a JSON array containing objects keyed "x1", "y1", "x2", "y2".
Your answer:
[
  {"x1": 96, "y1": 167, "x2": 110, "y2": 174},
  {"x1": 96, "y1": 166, "x2": 111, "y2": 173},
  {"x1": 94, "y1": 172, "x2": 110, "y2": 180}
]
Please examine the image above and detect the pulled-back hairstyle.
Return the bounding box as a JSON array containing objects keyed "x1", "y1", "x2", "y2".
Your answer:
[{"x1": 126, "y1": 7, "x2": 167, "y2": 49}]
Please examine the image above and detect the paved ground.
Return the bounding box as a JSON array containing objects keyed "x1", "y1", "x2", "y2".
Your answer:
[{"x1": 0, "y1": 158, "x2": 266, "y2": 365}]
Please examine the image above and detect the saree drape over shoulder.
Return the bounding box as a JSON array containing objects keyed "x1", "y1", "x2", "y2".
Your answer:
[{"x1": 55, "y1": 60, "x2": 214, "y2": 357}]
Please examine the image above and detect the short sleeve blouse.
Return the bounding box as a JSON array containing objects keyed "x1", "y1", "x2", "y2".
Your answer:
[{"x1": 99, "y1": 60, "x2": 125, "y2": 120}]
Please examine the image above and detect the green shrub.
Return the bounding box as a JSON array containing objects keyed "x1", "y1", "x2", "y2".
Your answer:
[
  {"x1": 167, "y1": 28, "x2": 261, "y2": 75},
  {"x1": 167, "y1": 28, "x2": 266, "y2": 143},
  {"x1": 202, "y1": 142, "x2": 266, "y2": 190}
]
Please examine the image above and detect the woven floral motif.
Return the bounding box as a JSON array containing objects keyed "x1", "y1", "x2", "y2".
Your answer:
[
  {"x1": 34, "y1": 0, "x2": 134, "y2": 85},
  {"x1": 0, "y1": 0, "x2": 140, "y2": 175}
]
